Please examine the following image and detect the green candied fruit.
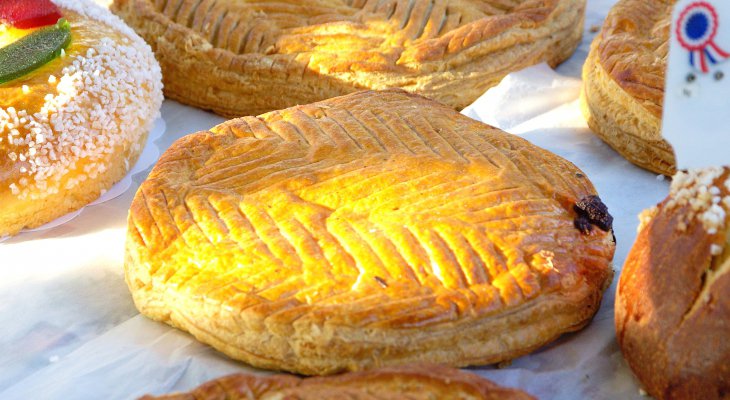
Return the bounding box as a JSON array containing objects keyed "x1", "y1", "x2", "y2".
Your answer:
[{"x1": 0, "y1": 19, "x2": 72, "y2": 84}]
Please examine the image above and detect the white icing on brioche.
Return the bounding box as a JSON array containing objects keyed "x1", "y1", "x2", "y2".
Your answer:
[
  {"x1": 0, "y1": 0, "x2": 163, "y2": 200},
  {"x1": 53, "y1": 0, "x2": 140, "y2": 38}
]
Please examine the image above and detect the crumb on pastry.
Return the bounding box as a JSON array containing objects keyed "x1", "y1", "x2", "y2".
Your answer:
[{"x1": 573, "y1": 195, "x2": 613, "y2": 234}]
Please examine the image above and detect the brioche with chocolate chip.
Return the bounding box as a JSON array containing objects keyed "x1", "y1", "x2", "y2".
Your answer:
[
  {"x1": 580, "y1": 0, "x2": 676, "y2": 175},
  {"x1": 0, "y1": 0, "x2": 163, "y2": 237},
  {"x1": 112, "y1": 0, "x2": 586, "y2": 117},
  {"x1": 617, "y1": 167, "x2": 730, "y2": 399},
  {"x1": 140, "y1": 364, "x2": 535, "y2": 400},
  {"x1": 126, "y1": 89, "x2": 615, "y2": 375}
]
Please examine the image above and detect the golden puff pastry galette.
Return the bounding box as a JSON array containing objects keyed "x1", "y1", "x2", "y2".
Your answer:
[
  {"x1": 125, "y1": 90, "x2": 615, "y2": 375},
  {"x1": 112, "y1": 0, "x2": 586, "y2": 117},
  {"x1": 581, "y1": 0, "x2": 675, "y2": 175},
  {"x1": 140, "y1": 364, "x2": 536, "y2": 399}
]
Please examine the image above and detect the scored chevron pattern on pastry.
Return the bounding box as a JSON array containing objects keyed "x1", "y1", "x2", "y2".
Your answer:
[
  {"x1": 150, "y1": 0, "x2": 526, "y2": 55},
  {"x1": 126, "y1": 90, "x2": 614, "y2": 375},
  {"x1": 114, "y1": 0, "x2": 584, "y2": 116}
]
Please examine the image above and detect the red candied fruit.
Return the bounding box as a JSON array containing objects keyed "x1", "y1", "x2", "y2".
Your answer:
[{"x1": 0, "y1": 0, "x2": 62, "y2": 30}]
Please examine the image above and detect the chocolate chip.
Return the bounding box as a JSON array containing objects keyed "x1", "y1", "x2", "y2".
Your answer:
[{"x1": 574, "y1": 195, "x2": 613, "y2": 234}]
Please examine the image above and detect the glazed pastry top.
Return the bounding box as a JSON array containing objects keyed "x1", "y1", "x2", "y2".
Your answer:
[
  {"x1": 596, "y1": 0, "x2": 673, "y2": 118},
  {"x1": 128, "y1": 89, "x2": 615, "y2": 331},
  {"x1": 136, "y1": 0, "x2": 570, "y2": 72},
  {"x1": 140, "y1": 364, "x2": 536, "y2": 400}
]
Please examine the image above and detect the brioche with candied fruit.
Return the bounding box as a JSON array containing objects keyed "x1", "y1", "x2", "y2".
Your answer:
[
  {"x1": 125, "y1": 89, "x2": 615, "y2": 375},
  {"x1": 0, "y1": 0, "x2": 163, "y2": 236},
  {"x1": 112, "y1": 0, "x2": 586, "y2": 117},
  {"x1": 617, "y1": 167, "x2": 730, "y2": 400}
]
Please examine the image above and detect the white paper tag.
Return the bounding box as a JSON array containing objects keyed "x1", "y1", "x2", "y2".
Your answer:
[{"x1": 663, "y1": 0, "x2": 730, "y2": 169}]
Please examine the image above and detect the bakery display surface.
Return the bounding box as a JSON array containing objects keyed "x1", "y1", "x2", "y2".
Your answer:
[
  {"x1": 140, "y1": 364, "x2": 536, "y2": 400},
  {"x1": 111, "y1": 0, "x2": 586, "y2": 117},
  {"x1": 581, "y1": 0, "x2": 675, "y2": 176},
  {"x1": 0, "y1": 0, "x2": 163, "y2": 236},
  {"x1": 0, "y1": 1, "x2": 690, "y2": 399},
  {"x1": 617, "y1": 167, "x2": 730, "y2": 400},
  {"x1": 126, "y1": 89, "x2": 614, "y2": 375}
]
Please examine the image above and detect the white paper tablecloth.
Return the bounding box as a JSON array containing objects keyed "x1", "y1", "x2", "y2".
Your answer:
[{"x1": 0, "y1": 1, "x2": 670, "y2": 398}]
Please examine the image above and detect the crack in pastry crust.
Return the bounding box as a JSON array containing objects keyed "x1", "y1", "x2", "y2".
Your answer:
[
  {"x1": 112, "y1": 0, "x2": 585, "y2": 116},
  {"x1": 139, "y1": 364, "x2": 536, "y2": 399},
  {"x1": 581, "y1": 0, "x2": 676, "y2": 175},
  {"x1": 126, "y1": 89, "x2": 615, "y2": 375}
]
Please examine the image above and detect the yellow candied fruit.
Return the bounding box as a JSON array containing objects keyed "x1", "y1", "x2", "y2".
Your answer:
[{"x1": 0, "y1": 24, "x2": 37, "y2": 48}]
